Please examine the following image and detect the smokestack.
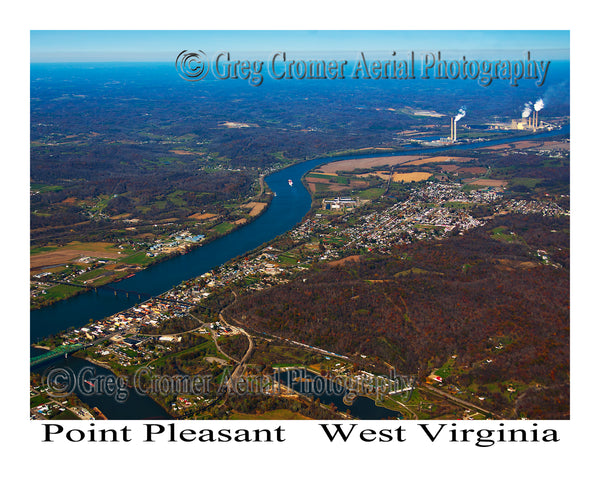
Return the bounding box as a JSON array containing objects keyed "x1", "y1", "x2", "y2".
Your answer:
[
  {"x1": 533, "y1": 98, "x2": 544, "y2": 129},
  {"x1": 521, "y1": 101, "x2": 533, "y2": 129},
  {"x1": 453, "y1": 107, "x2": 466, "y2": 141},
  {"x1": 450, "y1": 118, "x2": 454, "y2": 141}
]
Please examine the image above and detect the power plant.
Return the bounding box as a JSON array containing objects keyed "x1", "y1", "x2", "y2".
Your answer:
[
  {"x1": 449, "y1": 107, "x2": 466, "y2": 142},
  {"x1": 488, "y1": 98, "x2": 551, "y2": 132},
  {"x1": 433, "y1": 99, "x2": 555, "y2": 145},
  {"x1": 511, "y1": 106, "x2": 542, "y2": 130}
]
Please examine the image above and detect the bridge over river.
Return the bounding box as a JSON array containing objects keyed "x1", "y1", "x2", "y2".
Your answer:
[
  {"x1": 42, "y1": 279, "x2": 198, "y2": 307},
  {"x1": 30, "y1": 343, "x2": 85, "y2": 367}
]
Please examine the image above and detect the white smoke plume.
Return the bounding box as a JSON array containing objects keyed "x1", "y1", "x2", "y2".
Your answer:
[
  {"x1": 534, "y1": 98, "x2": 544, "y2": 111},
  {"x1": 454, "y1": 107, "x2": 466, "y2": 122},
  {"x1": 522, "y1": 101, "x2": 533, "y2": 118}
]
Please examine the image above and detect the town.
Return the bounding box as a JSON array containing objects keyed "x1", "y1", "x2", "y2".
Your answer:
[{"x1": 32, "y1": 150, "x2": 570, "y2": 419}]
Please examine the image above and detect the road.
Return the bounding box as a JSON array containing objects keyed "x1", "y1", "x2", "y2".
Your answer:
[
  {"x1": 420, "y1": 383, "x2": 499, "y2": 418},
  {"x1": 188, "y1": 289, "x2": 254, "y2": 393},
  {"x1": 217, "y1": 289, "x2": 255, "y2": 393}
]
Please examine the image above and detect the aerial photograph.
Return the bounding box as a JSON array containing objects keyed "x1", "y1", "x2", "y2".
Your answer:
[{"x1": 29, "y1": 30, "x2": 570, "y2": 422}]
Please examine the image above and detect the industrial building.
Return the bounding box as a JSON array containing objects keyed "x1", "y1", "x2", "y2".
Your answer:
[{"x1": 322, "y1": 197, "x2": 359, "y2": 210}]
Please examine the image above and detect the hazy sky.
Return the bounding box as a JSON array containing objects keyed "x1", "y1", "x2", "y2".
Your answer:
[{"x1": 30, "y1": 30, "x2": 569, "y2": 62}]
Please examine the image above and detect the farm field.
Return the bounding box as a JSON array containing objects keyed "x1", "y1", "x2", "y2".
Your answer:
[
  {"x1": 391, "y1": 172, "x2": 432, "y2": 182},
  {"x1": 241, "y1": 201, "x2": 268, "y2": 217},
  {"x1": 464, "y1": 178, "x2": 508, "y2": 187},
  {"x1": 318, "y1": 155, "x2": 422, "y2": 173},
  {"x1": 403, "y1": 156, "x2": 475, "y2": 166},
  {"x1": 30, "y1": 242, "x2": 124, "y2": 270},
  {"x1": 188, "y1": 212, "x2": 219, "y2": 221},
  {"x1": 305, "y1": 176, "x2": 369, "y2": 193}
]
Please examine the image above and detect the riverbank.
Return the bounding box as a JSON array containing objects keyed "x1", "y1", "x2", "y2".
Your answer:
[
  {"x1": 30, "y1": 186, "x2": 274, "y2": 311},
  {"x1": 77, "y1": 353, "x2": 176, "y2": 418},
  {"x1": 307, "y1": 125, "x2": 568, "y2": 161}
]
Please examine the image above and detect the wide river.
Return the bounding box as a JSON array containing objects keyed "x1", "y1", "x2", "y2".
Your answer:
[{"x1": 30, "y1": 126, "x2": 568, "y2": 419}]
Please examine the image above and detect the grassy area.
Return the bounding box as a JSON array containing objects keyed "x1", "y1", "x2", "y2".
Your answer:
[
  {"x1": 30, "y1": 394, "x2": 49, "y2": 408},
  {"x1": 75, "y1": 268, "x2": 108, "y2": 282},
  {"x1": 358, "y1": 188, "x2": 385, "y2": 199},
  {"x1": 30, "y1": 245, "x2": 59, "y2": 254},
  {"x1": 149, "y1": 339, "x2": 224, "y2": 369},
  {"x1": 68, "y1": 241, "x2": 115, "y2": 251},
  {"x1": 434, "y1": 358, "x2": 456, "y2": 379},
  {"x1": 31, "y1": 183, "x2": 64, "y2": 193},
  {"x1": 167, "y1": 190, "x2": 189, "y2": 207},
  {"x1": 51, "y1": 409, "x2": 80, "y2": 420},
  {"x1": 314, "y1": 183, "x2": 331, "y2": 192},
  {"x1": 252, "y1": 343, "x2": 322, "y2": 367},
  {"x1": 213, "y1": 222, "x2": 234, "y2": 234},
  {"x1": 306, "y1": 173, "x2": 337, "y2": 180},
  {"x1": 277, "y1": 254, "x2": 298, "y2": 265},
  {"x1": 228, "y1": 409, "x2": 311, "y2": 420},
  {"x1": 461, "y1": 184, "x2": 481, "y2": 193},
  {"x1": 42, "y1": 284, "x2": 84, "y2": 302},
  {"x1": 510, "y1": 177, "x2": 543, "y2": 188},
  {"x1": 122, "y1": 251, "x2": 154, "y2": 265},
  {"x1": 490, "y1": 226, "x2": 520, "y2": 243}
]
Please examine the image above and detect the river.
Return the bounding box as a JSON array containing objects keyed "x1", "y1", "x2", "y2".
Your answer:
[
  {"x1": 30, "y1": 126, "x2": 568, "y2": 419},
  {"x1": 275, "y1": 368, "x2": 403, "y2": 419}
]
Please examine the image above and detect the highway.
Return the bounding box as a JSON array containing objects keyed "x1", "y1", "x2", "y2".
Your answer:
[
  {"x1": 216, "y1": 289, "x2": 255, "y2": 394},
  {"x1": 420, "y1": 383, "x2": 499, "y2": 419}
]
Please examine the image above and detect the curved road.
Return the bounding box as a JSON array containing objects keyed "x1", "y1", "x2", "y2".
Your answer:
[{"x1": 218, "y1": 290, "x2": 255, "y2": 393}]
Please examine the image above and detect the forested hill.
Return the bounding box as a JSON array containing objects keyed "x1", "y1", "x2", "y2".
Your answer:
[{"x1": 230, "y1": 213, "x2": 569, "y2": 419}]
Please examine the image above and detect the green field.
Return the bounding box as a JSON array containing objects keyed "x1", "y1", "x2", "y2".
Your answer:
[
  {"x1": 167, "y1": 190, "x2": 189, "y2": 206},
  {"x1": 306, "y1": 173, "x2": 337, "y2": 180},
  {"x1": 51, "y1": 409, "x2": 80, "y2": 420},
  {"x1": 213, "y1": 222, "x2": 234, "y2": 234},
  {"x1": 228, "y1": 409, "x2": 311, "y2": 420},
  {"x1": 30, "y1": 394, "x2": 49, "y2": 408},
  {"x1": 75, "y1": 268, "x2": 108, "y2": 282},
  {"x1": 122, "y1": 251, "x2": 155, "y2": 265},
  {"x1": 31, "y1": 183, "x2": 64, "y2": 193},
  {"x1": 490, "y1": 226, "x2": 520, "y2": 243},
  {"x1": 510, "y1": 177, "x2": 543, "y2": 188},
  {"x1": 277, "y1": 254, "x2": 298, "y2": 265},
  {"x1": 434, "y1": 359, "x2": 455, "y2": 379},
  {"x1": 30, "y1": 245, "x2": 59, "y2": 255},
  {"x1": 358, "y1": 188, "x2": 385, "y2": 199},
  {"x1": 42, "y1": 284, "x2": 84, "y2": 302},
  {"x1": 461, "y1": 184, "x2": 481, "y2": 193}
]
